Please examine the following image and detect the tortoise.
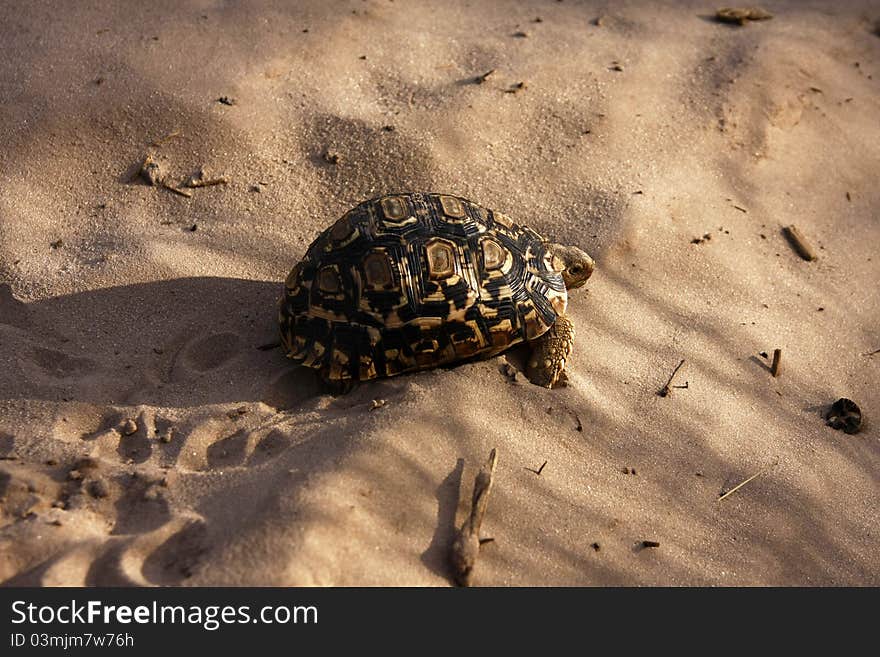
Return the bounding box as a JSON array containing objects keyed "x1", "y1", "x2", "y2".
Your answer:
[{"x1": 278, "y1": 193, "x2": 594, "y2": 389}]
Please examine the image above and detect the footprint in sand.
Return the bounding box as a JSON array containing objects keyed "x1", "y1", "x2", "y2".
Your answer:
[
  {"x1": 81, "y1": 409, "x2": 167, "y2": 465},
  {"x1": 247, "y1": 429, "x2": 293, "y2": 466},
  {"x1": 205, "y1": 428, "x2": 251, "y2": 468},
  {"x1": 31, "y1": 346, "x2": 98, "y2": 380},
  {"x1": 180, "y1": 332, "x2": 242, "y2": 373}
]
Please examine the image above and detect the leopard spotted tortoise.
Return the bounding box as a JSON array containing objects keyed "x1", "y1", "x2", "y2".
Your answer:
[{"x1": 279, "y1": 193, "x2": 594, "y2": 389}]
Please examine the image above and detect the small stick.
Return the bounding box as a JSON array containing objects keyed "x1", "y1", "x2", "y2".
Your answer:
[
  {"x1": 450, "y1": 448, "x2": 498, "y2": 586},
  {"x1": 717, "y1": 458, "x2": 779, "y2": 502},
  {"x1": 860, "y1": 347, "x2": 880, "y2": 357},
  {"x1": 524, "y1": 460, "x2": 547, "y2": 476},
  {"x1": 151, "y1": 129, "x2": 181, "y2": 147},
  {"x1": 770, "y1": 348, "x2": 782, "y2": 377},
  {"x1": 641, "y1": 540, "x2": 660, "y2": 548},
  {"x1": 161, "y1": 182, "x2": 193, "y2": 198},
  {"x1": 184, "y1": 176, "x2": 229, "y2": 188},
  {"x1": 474, "y1": 69, "x2": 495, "y2": 84},
  {"x1": 657, "y1": 359, "x2": 685, "y2": 397},
  {"x1": 183, "y1": 169, "x2": 229, "y2": 188},
  {"x1": 783, "y1": 225, "x2": 817, "y2": 261}
]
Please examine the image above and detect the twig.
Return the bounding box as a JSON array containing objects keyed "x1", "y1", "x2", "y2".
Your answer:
[
  {"x1": 657, "y1": 359, "x2": 685, "y2": 397},
  {"x1": 183, "y1": 169, "x2": 229, "y2": 188},
  {"x1": 770, "y1": 348, "x2": 782, "y2": 377},
  {"x1": 524, "y1": 460, "x2": 547, "y2": 476},
  {"x1": 151, "y1": 129, "x2": 181, "y2": 147},
  {"x1": 783, "y1": 225, "x2": 817, "y2": 261},
  {"x1": 450, "y1": 448, "x2": 498, "y2": 586},
  {"x1": 474, "y1": 69, "x2": 495, "y2": 84},
  {"x1": 717, "y1": 458, "x2": 779, "y2": 502},
  {"x1": 860, "y1": 347, "x2": 880, "y2": 357},
  {"x1": 161, "y1": 182, "x2": 193, "y2": 198}
]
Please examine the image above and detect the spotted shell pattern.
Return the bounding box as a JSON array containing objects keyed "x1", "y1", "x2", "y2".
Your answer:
[{"x1": 279, "y1": 193, "x2": 568, "y2": 381}]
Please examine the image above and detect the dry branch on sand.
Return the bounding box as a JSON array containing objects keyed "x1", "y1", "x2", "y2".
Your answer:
[{"x1": 449, "y1": 449, "x2": 498, "y2": 586}]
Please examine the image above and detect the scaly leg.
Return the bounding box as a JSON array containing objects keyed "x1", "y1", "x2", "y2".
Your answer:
[
  {"x1": 525, "y1": 314, "x2": 575, "y2": 389},
  {"x1": 319, "y1": 368, "x2": 355, "y2": 396}
]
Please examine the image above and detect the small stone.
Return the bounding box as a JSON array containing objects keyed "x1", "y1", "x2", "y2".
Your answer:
[
  {"x1": 370, "y1": 399, "x2": 387, "y2": 411},
  {"x1": 217, "y1": 96, "x2": 235, "y2": 106},
  {"x1": 139, "y1": 154, "x2": 163, "y2": 186},
  {"x1": 87, "y1": 478, "x2": 109, "y2": 498},
  {"x1": 68, "y1": 469, "x2": 83, "y2": 481},
  {"x1": 826, "y1": 398, "x2": 862, "y2": 435},
  {"x1": 121, "y1": 419, "x2": 138, "y2": 436}
]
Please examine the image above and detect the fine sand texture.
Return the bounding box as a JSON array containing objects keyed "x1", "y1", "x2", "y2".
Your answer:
[{"x1": 1, "y1": 1, "x2": 878, "y2": 586}]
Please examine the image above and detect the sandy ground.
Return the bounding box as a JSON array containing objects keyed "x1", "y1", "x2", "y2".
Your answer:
[{"x1": 0, "y1": 0, "x2": 878, "y2": 586}]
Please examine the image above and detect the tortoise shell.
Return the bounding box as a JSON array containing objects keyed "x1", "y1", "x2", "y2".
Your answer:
[{"x1": 279, "y1": 193, "x2": 567, "y2": 382}]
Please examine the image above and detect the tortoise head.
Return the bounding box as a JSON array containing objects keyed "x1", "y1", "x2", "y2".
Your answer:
[{"x1": 549, "y1": 244, "x2": 595, "y2": 290}]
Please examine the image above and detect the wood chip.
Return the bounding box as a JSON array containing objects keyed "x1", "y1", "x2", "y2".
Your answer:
[
  {"x1": 715, "y1": 7, "x2": 773, "y2": 25},
  {"x1": 783, "y1": 224, "x2": 817, "y2": 261},
  {"x1": 450, "y1": 448, "x2": 498, "y2": 586},
  {"x1": 770, "y1": 348, "x2": 782, "y2": 377}
]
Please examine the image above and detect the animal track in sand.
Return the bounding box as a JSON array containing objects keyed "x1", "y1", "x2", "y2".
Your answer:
[
  {"x1": 141, "y1": 518, "x2": 210, "y2": 584},
  {"x1": 206, "y1": 428, "x2": 251, "y2": 468},
  {"x1": 179, "y1": 332, "x2": 243, "y2": 372},
  {"x1": 31, "y1": 346, "x2": 98, "y2": 379}
]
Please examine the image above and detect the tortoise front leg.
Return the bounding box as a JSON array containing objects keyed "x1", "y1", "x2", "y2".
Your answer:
[
  {"x1": 525, "y1": 313, "x2": 575, "y2": 388},
  {"x1": 319, "y1": 367, "x2": 356, "y2": 396}
]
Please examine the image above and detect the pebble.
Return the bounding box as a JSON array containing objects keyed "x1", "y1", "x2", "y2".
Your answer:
[{"x1": 88, "y1": 478, "x2": 109, "y2": 498}]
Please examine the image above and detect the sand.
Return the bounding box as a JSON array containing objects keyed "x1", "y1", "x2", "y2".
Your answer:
[{"x1": 0, "y1": 0, "x2": 878, "y2": 586}]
